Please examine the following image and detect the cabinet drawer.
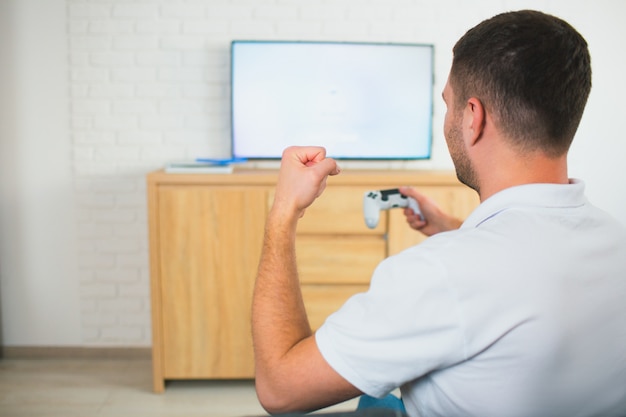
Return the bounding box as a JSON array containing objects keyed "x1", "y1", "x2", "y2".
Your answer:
[
  {"x1": 302, "y1": 284, "x2": 369, "y2": 330},
  {"x1": 297, "y1": 187, "x2": 386, "y2": 235},
  {"x1": 296, "y1": 235, "x2": 384, "y2": 285}
]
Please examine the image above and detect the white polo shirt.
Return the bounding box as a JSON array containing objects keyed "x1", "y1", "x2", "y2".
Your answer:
[{"x1": 316, "y1": 181, "x2": 626, "y2": 417}]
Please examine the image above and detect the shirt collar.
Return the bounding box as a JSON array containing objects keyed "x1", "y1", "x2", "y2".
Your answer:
[{"x1": 461, "y1": 179, "x2": 588, "y2": 229}]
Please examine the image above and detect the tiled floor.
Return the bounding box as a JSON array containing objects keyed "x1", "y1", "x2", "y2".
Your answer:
[{"x1": 0, "y1": 358, "x2": 359, "y2": 417}]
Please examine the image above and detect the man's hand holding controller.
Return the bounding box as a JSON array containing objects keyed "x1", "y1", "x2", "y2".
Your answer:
[
  {"x1": 363, "y1": 188, "x2": 422, "y2": 228},
  {"x1": 364, "y1": 186, "x2": 463, "y2": 236}
]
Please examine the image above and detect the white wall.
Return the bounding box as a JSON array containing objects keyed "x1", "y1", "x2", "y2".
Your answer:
[
  {"x1": 0, "y1": 0, "x2": 82, "y2": 345},
  {"x1": 1, "y1": 0, "x2": 625, "y2": 347}
]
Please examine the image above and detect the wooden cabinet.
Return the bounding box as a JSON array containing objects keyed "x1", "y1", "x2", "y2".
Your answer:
[{"x1": 147, "y1": 169, "x2": 478, "y2": 392}]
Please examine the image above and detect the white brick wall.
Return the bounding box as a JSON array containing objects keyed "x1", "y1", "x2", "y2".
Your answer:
[{"x1": 67, "y1": 0, "x2": 507, "y2": 345}]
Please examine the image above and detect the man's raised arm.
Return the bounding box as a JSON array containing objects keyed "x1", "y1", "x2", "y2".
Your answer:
[{"x1": 252, "y1": 146, "x2": 362, "y2": 414}]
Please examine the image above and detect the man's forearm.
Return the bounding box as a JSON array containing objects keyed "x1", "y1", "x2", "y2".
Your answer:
[{"x1": 252, "y1": 208, "x2": 312, "y2": 405}]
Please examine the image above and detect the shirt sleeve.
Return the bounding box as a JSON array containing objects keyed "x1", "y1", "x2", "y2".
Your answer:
[{"x1": 315, "y1": 245, "x2": 467, "y2": 398}]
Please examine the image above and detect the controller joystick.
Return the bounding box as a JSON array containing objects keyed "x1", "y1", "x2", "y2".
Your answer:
[{"x1": 363, "y1": 188, "x2": 422, "y2": 229}]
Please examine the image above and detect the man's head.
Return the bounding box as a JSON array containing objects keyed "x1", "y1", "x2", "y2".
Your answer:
[{"x1": 448, "y1": 10, "x2": 592, "y2": 158}]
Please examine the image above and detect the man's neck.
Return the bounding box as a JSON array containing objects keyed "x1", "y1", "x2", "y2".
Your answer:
[{"x1": 477, "y1": 152, "x2": 569, "y2": 202}]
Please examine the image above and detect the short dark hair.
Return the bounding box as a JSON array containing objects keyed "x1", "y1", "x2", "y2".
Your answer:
[{"x1": 450, "y1": 10, "x2": 592, "y2": 157}]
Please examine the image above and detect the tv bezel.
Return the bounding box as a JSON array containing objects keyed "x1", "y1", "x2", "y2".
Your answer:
[{"x1": 230, "y1": 40, "x2": 435, "y2": 161}]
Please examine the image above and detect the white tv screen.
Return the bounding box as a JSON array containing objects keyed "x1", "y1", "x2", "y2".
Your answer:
[{"x1": 231, "y1": 41, "x2": 434, "y2": 160}]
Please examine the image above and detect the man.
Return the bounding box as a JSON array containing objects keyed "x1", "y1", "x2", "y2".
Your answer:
[{"x1": 252, "y1": 10, "x2": 626, "y2": 417}]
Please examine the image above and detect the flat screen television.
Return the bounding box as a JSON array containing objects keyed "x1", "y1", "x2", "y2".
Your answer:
[{"x1": 230, "y1": 40, "x2": 434, "y2": 160}]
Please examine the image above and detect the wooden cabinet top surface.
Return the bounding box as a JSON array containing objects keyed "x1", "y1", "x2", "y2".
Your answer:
[{"x1": 147, "y1": 169, "x2": 462, "y2": 187}]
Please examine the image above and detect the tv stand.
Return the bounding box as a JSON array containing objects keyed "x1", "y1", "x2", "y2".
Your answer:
[{"x1": 146, "y1": 169, "x2": 478, "y2": 392}]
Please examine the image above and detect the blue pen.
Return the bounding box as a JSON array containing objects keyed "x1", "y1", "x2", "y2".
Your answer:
[{"x1": 195, "y1": 157, "x2": 248, "y2": 165}]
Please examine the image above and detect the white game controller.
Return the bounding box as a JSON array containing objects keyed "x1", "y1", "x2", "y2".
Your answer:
[{"x1": 363, "y1": 188, "x2": 422, "y2": 229}]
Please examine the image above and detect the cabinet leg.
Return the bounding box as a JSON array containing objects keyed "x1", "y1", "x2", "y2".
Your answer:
[{"x1": 153, "y1": 377, "x2": 165, "y2": 393}]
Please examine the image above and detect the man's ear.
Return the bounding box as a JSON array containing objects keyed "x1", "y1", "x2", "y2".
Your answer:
[{"x1": 463, "y1": 97, "x2": 486, "y2": 146}]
